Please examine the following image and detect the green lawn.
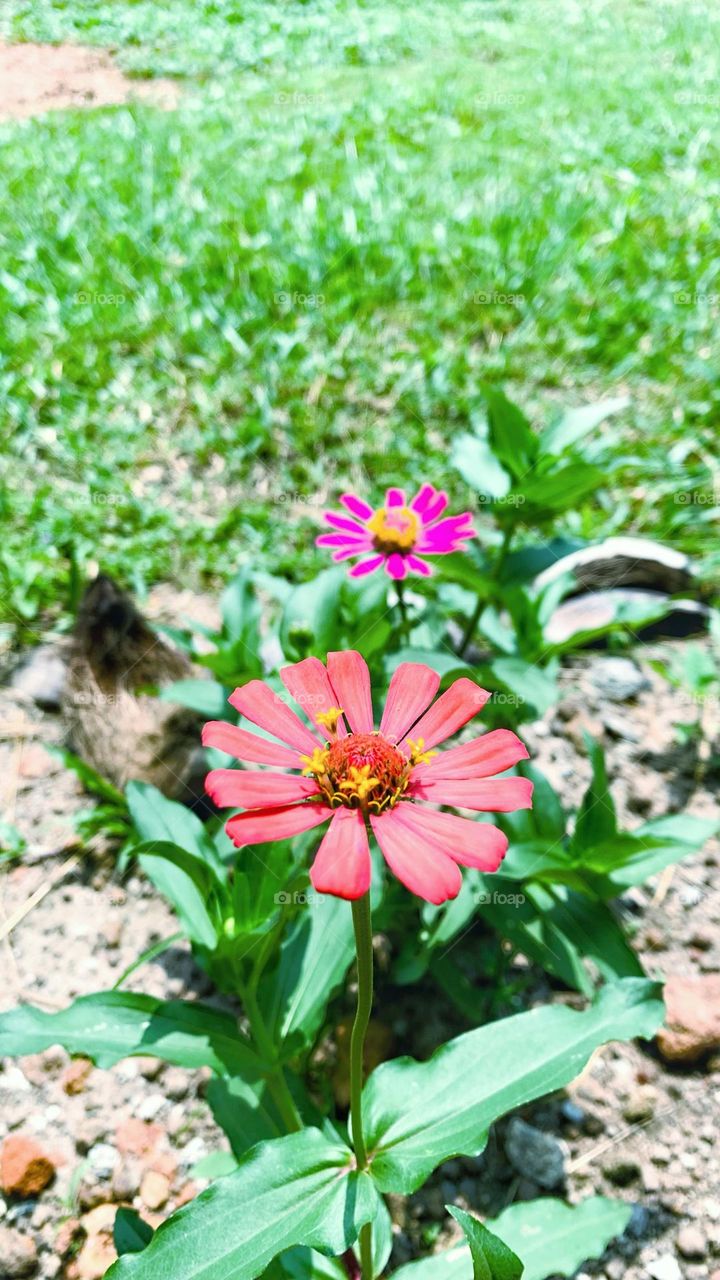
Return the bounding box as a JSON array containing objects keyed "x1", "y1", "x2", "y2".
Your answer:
[{"x1": 1, "y1": 0, "x2": 719, "y2": 629}]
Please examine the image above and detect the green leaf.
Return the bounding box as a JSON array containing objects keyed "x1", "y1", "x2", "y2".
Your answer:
[
  {"x1": 158, "y1": 678, "x2": 229, "y2": 719},
  {"x1": 280, "y1": 568, "x2": 345, "y2": 662},
  {"x1": 277, "y1": 1196, "x2": 392, "y2": 1280},
  {"x1": 49, "y1": 746, "x2": 126, "y2": 806},
  {"x1": 114, "y1": 1208, "x2": 154, "y2": 1256},
  {"x1": 0, "y1": 991, "x2": 264, "y2": 1078},
  {"x1": 450, "y1": 433, "x2": 511, "y2": 499},
  {"x1": 362, "y1": 979, "x2": 663, "y2": 1192},
  {"x1": 540, "y1": 396, "x2": 630, "y2": 455},
  {"x1": 391, "y1": 1196, "x2": 631, "y2": 1280},
  {"x1": 482, "y1": 386, "x2": 538, "y2": 479},
  {"x1": 134, "y1": 841, "x2": 223, "y2": 949},
  {"x1": 191, "y1": 1151, "x2": 239, "y2": 1181},
  {"x1": 105, "y1": 1129, "x2": 380, "y2": 1280},
  {"x1": 206, "y1": 1075, "x2": 283, "y2": 1160},
  {"x1": 521, "y1": 462, "x2": 605, "y2": 515},
  {"x1": 127, "y1": 781, "x2": 223, "y2": 873},
  {"x1": 448, "y1": 1207, "x2": 523, "y2": 1280},
  {"x1": 524, "y1": 884, "x2": 644, "y2": 985},
  {"x1": 570, "y1": 738, "x2": 616, "y2": 854},
  {"x1": 261, "y1": 892, "x2": 355, "y2": 1055},
  {"x1": 385, "y1": 648, "x2": 473, "y2": 681},
  {"x1": 220, "y1": 567, "x2": 261, "y2": 644},
  {"x1": 486, "y1": 657, "x2": 559, "y2": 719}
]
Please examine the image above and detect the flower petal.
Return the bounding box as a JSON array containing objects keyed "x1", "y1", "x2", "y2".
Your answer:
[
  {"x1": 392, "y1": 802, "x2": 508, "y2": 870},
  {"x1": 310, "y1": 809, "x2": 372, "y2": 900},
  {"x1": 327, "y1": 650, "x2": 374, "y2": 733},
  {"x1": 405, "y1": 554, "x2": 433, "y2": 576},
  {"x1": 340, "y1": 493, "x2": 374, "y2": 520},
  {"x1": 206, "y1": 769, "x2": 320, "y2": 809},
  {"x1": 228, "y1": 680, "x2": 321, "y2": 753},
  {"x1": 324, "y1": 512, "x2": 369, "y2": 536},
  {"x1": 410, "y1": 483, "x2": 440, "y2": 515},
  {"x1": 316, "y1": 533, "x2": 372, "y2": 548},
  {"x1": 385, "y1": 553, "x2": 408, "y2": 580},
  {"x1": 385, "y1": 488, "x2": 406, "y2": 508},
  {"x1": 380, "y1": 662, "x2": 441, "y2": 742},
  {"x1": 226, "y1": 802, "x2": 333, "y2": 847},
  {"x1": 413, "y1": 729, "x2": 529, "y2": 782},
  {"x1": 399, "y1": 677, "x2": 490, "y2": 751},
  {"x1": 280, "y1": 656, "x2": 347, "y2": 737},
  {"x1": 408, "y1": 775, "x2": 534, "y2": 812},
  {"x1": 421, "y1": 489, "x2": 450, "y2": 523},
  {"x1": 370, "y1": 810, "x2": 461, "y2": 904},
  {"x1": 416, "y1": 513, "x2": 476, "y2": 553},
  {"x1": 201, "y1": 721, "x2": 299, "y2": 768},
  {"x1": 349, "y1": 554, "x2": 386, "y2": 578}
]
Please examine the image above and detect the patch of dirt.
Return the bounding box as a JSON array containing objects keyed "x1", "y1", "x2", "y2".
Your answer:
[
  {"x1": 0, "y1": 41, "x2": 180, "y2": 122},
  {"x1": 1, "y1": 620, "x2": 719, "y2": 1278}
]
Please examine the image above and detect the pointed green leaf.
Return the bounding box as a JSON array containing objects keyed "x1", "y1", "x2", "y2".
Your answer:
[
  {"x1": 134, "y1": 841, "x2": 223, "y2": 949},
  {"x1": 0, "y1": 991, "x2": 264, "y2": 1078},
  {"x1": 105, "y1": 1129, "x2": 380, "y2": 1280},
  {"x1": 362, "y1": 979, "x2": 663, "y2": 1192},
  {"x1": 540, "y1": 396, "x2": 630, "y2": 455},
  {"x1": 158, "y1": 678, "x2": 229, "y2": 719},
  {"x1": 127, "y1": 782, "x2": 223, "y2": 872},
  {"x1": 570, "y1": 739, "x2": 616, "y2": 854},
  {"x1": 261, "y1": 891, "x2": 355, "y2": 1055},
  {"x1": 448, "y1": 1207, "x2": 523, "y2": 1280},
  {"x1": 482, "y1": 386, "x2": 538, "y2": 478},
  {"x1": 390, "y1": 1196, "x2": 631, "y2": 1280},
  {"x1": 114, "y1": 1208, "x2": 154, "y2": 1256}
]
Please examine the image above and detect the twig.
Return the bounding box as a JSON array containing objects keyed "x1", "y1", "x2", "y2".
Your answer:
[{"x1": 0, "y1": 855, "x2": 79, "y2": 943}]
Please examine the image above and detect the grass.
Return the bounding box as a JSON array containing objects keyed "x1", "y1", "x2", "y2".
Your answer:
[{"x1": 1, "y1": 0, "x2": 719, "y2": 630}]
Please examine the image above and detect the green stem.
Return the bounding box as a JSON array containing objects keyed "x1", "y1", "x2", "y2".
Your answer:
[
  {"x1": 242, "y1": 983, "x2": 302, "y2": 1133},
  {"x1": 350, "y1": 892, "x2": 374, "y2": 1277},
  {"x1": 396, "y1": 580, "x2": 408, "y2": 634}
]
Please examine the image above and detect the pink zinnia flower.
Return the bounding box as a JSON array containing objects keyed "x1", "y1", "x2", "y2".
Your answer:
[
  {"x1": 317, "y1": 485, "x2": 476, "y2": 580},
  {"x1": 203, "y1": 652, "x2": 531, "y2": 905}
]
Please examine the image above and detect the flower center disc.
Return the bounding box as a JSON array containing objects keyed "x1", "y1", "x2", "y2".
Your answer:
[
  {"x1": 366, "y1": 505, "x2": 419, "y2": 555},
  {"x1": 323, "y1": 732, "x2": 409, "y2": 812}
]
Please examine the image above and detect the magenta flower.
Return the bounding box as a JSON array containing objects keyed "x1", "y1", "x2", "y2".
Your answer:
[{"x1": 317, "y1": 484, "x2": 476, "y2": 580}]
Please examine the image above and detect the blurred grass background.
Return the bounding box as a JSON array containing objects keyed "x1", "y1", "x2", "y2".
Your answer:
[{"x1": 1, "y1": 0, "x2": 719, "y2": 628}]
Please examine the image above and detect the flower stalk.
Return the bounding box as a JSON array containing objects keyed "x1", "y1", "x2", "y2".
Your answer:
[{"x1": 350, "y1": 891, "x2": 375, "y2": 1277}]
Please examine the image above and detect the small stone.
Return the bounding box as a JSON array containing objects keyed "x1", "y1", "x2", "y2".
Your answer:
[
  {"x1": 559, "y1": 1100, "x2": 585, "y2": 1126},
  {"x1": 136, "y1": 1058, "x2": 163, "y2": 1082},
  {"x1": 140, "y1": 1171, "x2": 169, "y2": 1211},
  {"x1": 641, "y1": 1162, "x2": 660, "y2": 1192},
  {"x1": 603, "y1": 1157, "x2": 640, "y2": 1187},
  {"x1": 115, "y1": 1120, "x2": 162, "y2": 1160},
  {"x1": 110, "y1": 1162, "x2": 141, "y2": 1203},
  {"x1": 677, "y1": 1225, "x2": 707, "y2": 1259},
  {"x1": 0, "y1": 1137, "x2": 55, "y2": 1197},
  {"x1": 10, "y1": 646, "x2": 66, "y2": 710},
  {"x1": 0, "y1": 1225, "x2": 38, "y2": 1277},
  {"x1": 622, "y1": 1087, "x2": 656, "y2": 1124},
  {"x1": 18, "y1": 745, "x2": 53, "y2": 781},
  {"x1": 61, "y1": 1061, "x2": 93, "y2": 1096},
  {"x1": 590, "y1": 657, "x2": 650, "y2": 702},
  {"x1": 87, "y1": 1145, "x2": 117, "y2": 1180},
  {"x1": 505, "y1": 1118, "x2": 566, "y2": 1189},
  {"x1": 651, "y1": 1143, "x2": 671, "y2": 1165},
  {"x1": 688, "y1": 927, "x2": 714, "y2": 951},
  {"x1": 657, "y1": 974, "x2": 720, "y2": 1063},
  {"x1": 55, "y1": 1219, "x2": 82, "y2": 1258},
  {"x1": 647, "y1": 1255, "x2": 682, "y2": 1280},
  {"x1": 100, "y1": 919, "x2": 122, "y2": 949},
  {"x1": 77, "y1": 1180, "x2": 107, "y2": 1212},
  {"x1": 137, "y1": 1094, "x2": 165, "y2": 1122},
  {"x1": 163, "y1": 1070, "x2": 189, "y2": 1102}
]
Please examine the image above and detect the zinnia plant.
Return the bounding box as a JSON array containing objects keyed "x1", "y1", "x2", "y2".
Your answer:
[
  {"x1": 316, "y1": 485, "x2": 476, "y2": 579},
  {"x1": 203, "y1": 650, "x2": 532, "y2": 1276}
]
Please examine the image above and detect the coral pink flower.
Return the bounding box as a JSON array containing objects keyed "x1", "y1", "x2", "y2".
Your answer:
[
  {"x1": 317, "y1": 485, "x2": 476, "y2": 580},
  {"x1": 203, "y1": 652, "x2": 531, "y2": 905}
]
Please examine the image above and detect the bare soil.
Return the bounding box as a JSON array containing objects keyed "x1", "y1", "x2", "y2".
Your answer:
[
  {"x1": 0, "y1": 608, "x2": 718, "y2": 1279},
  {"x1": 0, "y1": 42, "x2": 179, "y2": 122}
]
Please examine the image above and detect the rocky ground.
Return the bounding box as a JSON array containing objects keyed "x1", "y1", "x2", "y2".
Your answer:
[{"x1": 0, "y1": 612, "x2": 719, "y2": 1280}]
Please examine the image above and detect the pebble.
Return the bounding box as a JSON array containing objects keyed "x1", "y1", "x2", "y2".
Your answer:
[
  {"x1": 590, "y1": 657, "x2": 650, "y2": 702},
  {"x1": 163, "y1": 1071, "x2": 189, "y2": 1102},
  {"x1": 137, "y1": 1094, "x2": 166, "y2": 1122},
  {"x1": 602, "y1": 1157, "x2": 640, "y2": 1187},
  {"x1": 505, "y1": 1118, "x2": 566, "y2": 1189},
  {"x1": 137, "y1": 1058, "x2": 163, "y2": 1082},
  {"x1": 622, "y1": 1087, "x2": 656, "y2": 1124},
  {"x1": 647, "y1": 1255, "x2": 682, "y2": 1280},
  {"x1": 111, "y1": 1161, "x2": 141, "y2": 1203},
  {"x1": 0, "y1": 1225, "x2": 38, "y2": 1277},
  {"x1": 0, "y1": 1137, "x2": 56, "y2": 1198},
  {"x1": 677, "y1": 1225, "x2": 707, "y2": 1259},
  {"x1": 559, "y1": 1100, "x2": 585, "y2": 1126},
  {"x1": 87, "y1": 1144, "x2": 117, "y2": 1180},
  {"x1": 61, "y1": 1061, "x2": 93, "y2": 1097},
  {"x1": 641, "y1": 1162, "x2": 660, "y2": 1192},
  {"x1": 140, "y1": 1171, "x2": 170, "y2": 1211},
  {"x1": 657, "y1": 973, "x2": 720, "y2": 1063}
]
